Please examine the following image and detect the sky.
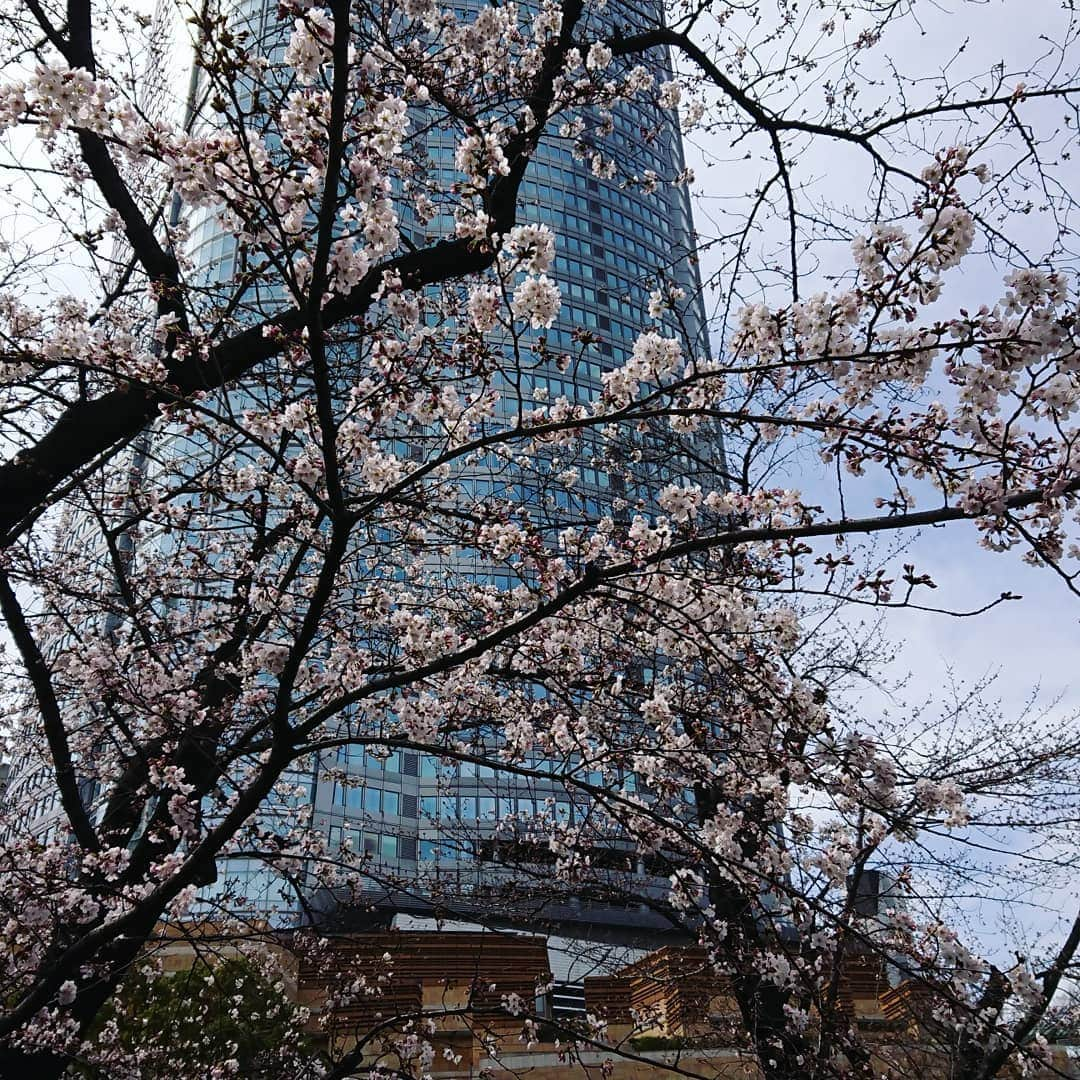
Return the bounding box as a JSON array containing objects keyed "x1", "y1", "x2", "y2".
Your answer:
[
  {"x1": 676, "y1": 0, "x2": 1080, "y2": 718},
  {"x1": 678, "y1": 0, "x2": 1080, "y2": 960}
]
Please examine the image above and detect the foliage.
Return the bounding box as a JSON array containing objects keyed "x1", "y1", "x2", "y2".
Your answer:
[
  {"x1": 0, "y1": 0, "x2": 1076, "y2": 1076},
  {"x1": 74, "y1": 956, "x2": 317, "y2": 1079}
]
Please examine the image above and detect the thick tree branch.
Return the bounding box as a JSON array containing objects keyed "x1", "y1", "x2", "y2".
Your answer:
[{"x1": 0, "y1": 572, "x2": 100, "y2": 852}]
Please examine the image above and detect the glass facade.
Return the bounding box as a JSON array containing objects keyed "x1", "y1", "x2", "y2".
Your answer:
[
  {"x1": 288, "y1": 12, "x2": 719, "y2": 930},
  {"x1": 3, "y1": 0, "x2": 721, "y2": 931}
]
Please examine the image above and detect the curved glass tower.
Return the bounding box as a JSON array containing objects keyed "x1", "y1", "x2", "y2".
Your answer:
[
  {"x1": 144, "y1": 0, "x2": 722, "y2": 937},
  {"x1": 301, "y1": 41, "x2": 717, "y2": 938}
]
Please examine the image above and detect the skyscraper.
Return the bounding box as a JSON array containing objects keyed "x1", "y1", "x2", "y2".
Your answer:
[
  {"x1": 298, "y1": 37, "x2": 717, "y2": 939},
  {"x1": 9, "y1": 0, "x2": 721, "y2": 954}
]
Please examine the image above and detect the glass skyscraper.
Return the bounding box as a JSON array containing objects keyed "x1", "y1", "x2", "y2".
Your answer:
[
  {"x1": 8, "y1": 0, "x2": 722, "y2": 949},
  {"x1": 290, "y1": 22, "x2": 717, "y2": 935}
]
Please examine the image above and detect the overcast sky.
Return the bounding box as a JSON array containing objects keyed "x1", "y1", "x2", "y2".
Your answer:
[
  {"x1": 678, "y1": 0, "x2": 1080, "y2": 724},
  {"x1": 675, "y1": 0, "x2": 1080, "y2": 960}
]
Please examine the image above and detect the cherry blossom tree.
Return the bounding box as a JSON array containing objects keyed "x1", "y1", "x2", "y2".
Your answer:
[{"x1": 0, "y1": 0, "x2": 1079, "y2": 1075}]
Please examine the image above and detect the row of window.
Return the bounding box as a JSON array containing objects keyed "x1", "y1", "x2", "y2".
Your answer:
[
  {"x1": 327, "y1": 782, "x2": 593, "y2": 823},
  {"x1": 328, "y1": 782, "x2": 413, "y2": 816},
  {"x1": 521, "y1": 372, "x2": 599, "y2": 401},
  {"x1": 555, "y1": 233, "x2": 663, "y2": 288},
  {"x1": 419, "y1": 793, "x2": 576, "y2": 821},
  {"x1": 453, "y1": 466, "x2": 612, "y2": 501},
  {"x1": 555, "y1": 281, "x2": 656, "y2": 335},
  {"x1": 332, "y1": 746, "x2": 409, "y2": 771},
  {"x1": 327, "y1": 744, "x2": 655, "y2": 799},
  {"x1": 539, "y1": 326, "x2": 620, "y2": 359},
  {"x1": 332, "y1": 747, "x2": 607, "y2": 780},
  {"x1": 608, "y1": 105, "x2": 674, "y2": 145},
  {"x1": 522, "y1": 179, "x2": 667, "y2": 238},
  {"x1": 533, "y1": 204, "x2": 668, "y2": 265},
  {"x1": 327, "y1": 825, "x2": 416, "y2": 861},
  {"x1": 557, "y1": 299, "x2": 641, "y2": 343},
  {"x1": 551, "y1": 255, "x2": 648, "y2": 306},
  {"x1": 22, "y1": 788, "x2": 59, "y2": 823}
]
